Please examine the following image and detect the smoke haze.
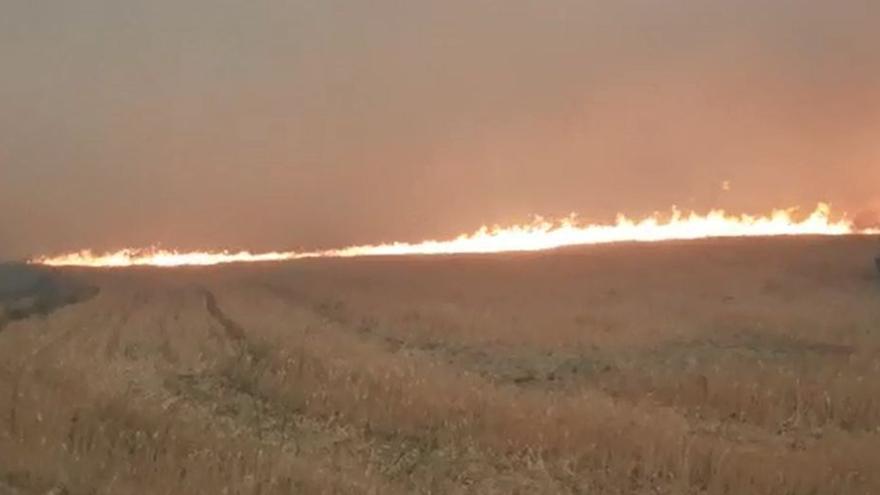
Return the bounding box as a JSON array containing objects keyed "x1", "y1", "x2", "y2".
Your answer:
[{"x1": 2, "y1": 0, "x2": 878, "y2": 258}]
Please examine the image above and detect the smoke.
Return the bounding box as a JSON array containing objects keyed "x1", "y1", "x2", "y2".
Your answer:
[
  {"x1": 854, "y1": 209, "x2": 880, "y2": 231},
  {"x1": 1, "y1": 0, "x2": 879, "y2": 258}
]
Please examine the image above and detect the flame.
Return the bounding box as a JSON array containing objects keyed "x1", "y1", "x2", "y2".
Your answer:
[
  {"x1": 33, "y1": 249, "x2": 301, "y2": 268},
  {"x1": 32, "y1": 203, "x2": 878, "y2": 268}
]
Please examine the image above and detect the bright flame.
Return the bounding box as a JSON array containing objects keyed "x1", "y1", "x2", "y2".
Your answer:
[
  {"x1": 33, "y1": 249, "x2": 301, "y2": 268},
  {"x1": 32, "y1": 203, "x2": 878, "y2": 268}
]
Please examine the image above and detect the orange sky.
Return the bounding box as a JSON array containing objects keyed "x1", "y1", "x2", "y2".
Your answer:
[{"x1": 1, "y1": 1, "x2": 878, "y2": 259}]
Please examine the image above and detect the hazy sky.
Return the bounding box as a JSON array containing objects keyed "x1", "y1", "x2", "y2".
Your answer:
[{"x1": 2, "y1": 0, "x2": 878, "y2": 258}]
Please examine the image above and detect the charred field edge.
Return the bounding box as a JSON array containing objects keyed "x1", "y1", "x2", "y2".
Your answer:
[{"x1": 0, "y1": 263, "x2": 99, "y2": 330}]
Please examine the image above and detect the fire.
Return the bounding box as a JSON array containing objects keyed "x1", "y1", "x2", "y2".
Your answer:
[
  {"x1": 32, "y1": 203, "x2": 877, "y2": 268},
  {"x1": 33, "y1": 249, "x2": 301, "y2": 268}
]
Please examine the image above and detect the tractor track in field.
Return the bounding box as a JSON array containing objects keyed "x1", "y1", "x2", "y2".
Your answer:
[{"x1": 201, "y1": 288, "x2": 246, "y2": 343}]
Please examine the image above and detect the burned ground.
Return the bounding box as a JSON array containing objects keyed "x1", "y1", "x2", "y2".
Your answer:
[{"x1": 0, "y1": 264, "x2": 98, "y2": 331}]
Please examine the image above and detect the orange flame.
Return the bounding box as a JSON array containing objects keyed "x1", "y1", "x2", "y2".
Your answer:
[
  {"x1": 32, "y1": 249, "x2": 302, "y2": 268},
  {"x1": 31, "y1": 203, "x2": 878, "y2": 268}
]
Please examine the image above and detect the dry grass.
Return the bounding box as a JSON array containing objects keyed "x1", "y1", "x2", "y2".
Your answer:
[{"x1": 1, "y1": 235, "x2": 879, "y2": 494}]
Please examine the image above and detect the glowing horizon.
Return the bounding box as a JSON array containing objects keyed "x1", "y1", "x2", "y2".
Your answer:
[{"x1": 31, "y1": 203, "x2": 879, "y2": 268}]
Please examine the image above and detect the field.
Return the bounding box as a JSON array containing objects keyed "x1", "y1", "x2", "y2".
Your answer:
[{"x1": 1, "y1": 236, "x2": 880, "y2": 494}]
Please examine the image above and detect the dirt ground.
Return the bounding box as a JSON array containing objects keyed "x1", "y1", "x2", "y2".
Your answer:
[{"x1": 1, "y1": 235, "x2": 879, "y2": 494}]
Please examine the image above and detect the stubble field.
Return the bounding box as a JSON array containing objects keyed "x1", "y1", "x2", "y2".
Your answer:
[{"x1": 2, "y1": 236, "x2": 880, "y2": 494}]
